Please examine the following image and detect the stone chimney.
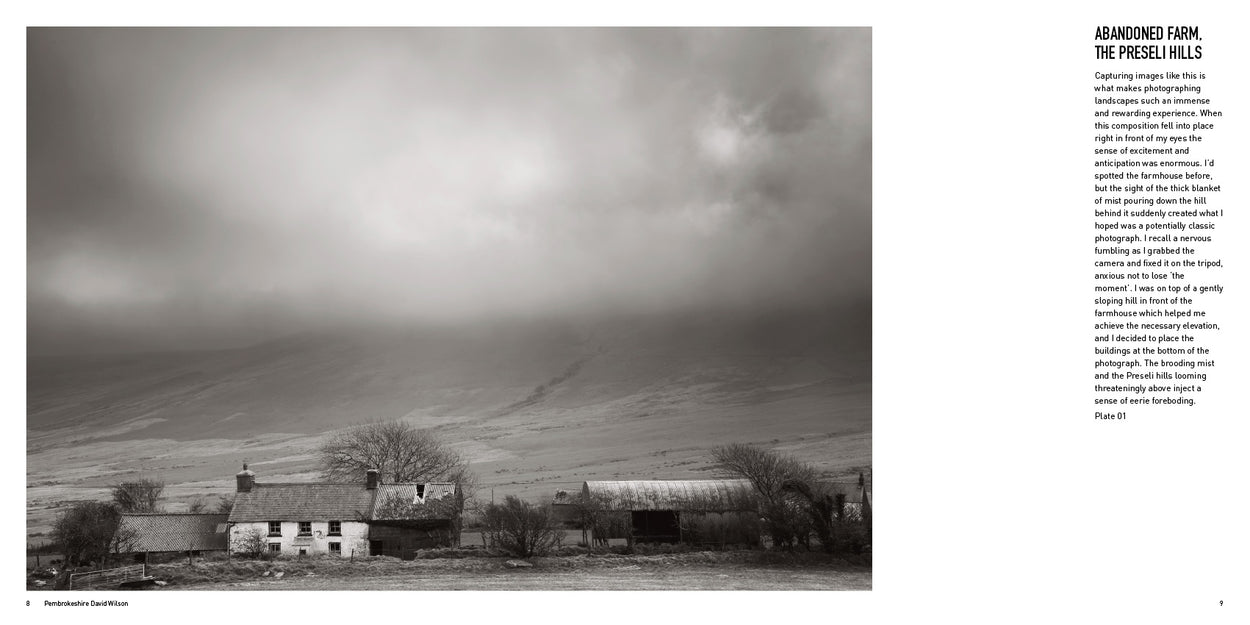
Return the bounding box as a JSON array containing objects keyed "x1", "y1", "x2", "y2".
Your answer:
[
  {"x1": 366, "y1": 468, "x2": 379, "y2": 490},
  {"x1": 236, "y1": 463, "x2": 256, "y2": 493}
]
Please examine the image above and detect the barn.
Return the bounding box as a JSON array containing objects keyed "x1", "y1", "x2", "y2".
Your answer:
[
  {"x1": 581, "y1": 480, "x2": 760, "y2": 546},
  {"x1": 367, "y1": 482, "x2": 460, "y2": 559},
  {"x1": 116, "y1": 513, "x2": 229, "y2": 561}
]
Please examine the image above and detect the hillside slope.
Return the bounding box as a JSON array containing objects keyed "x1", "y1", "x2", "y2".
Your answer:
[{"x1": 26, "y1": 308, "x2": 870, "y2": 538}]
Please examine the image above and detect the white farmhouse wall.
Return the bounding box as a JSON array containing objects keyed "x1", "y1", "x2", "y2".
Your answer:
[{"x1": 229, "y1": 521, "x2": 369, "y2": 557}]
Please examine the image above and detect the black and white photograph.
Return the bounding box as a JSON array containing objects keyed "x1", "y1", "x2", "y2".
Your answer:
[
  {"x1": 16, "y1": 2, "x2": 1250, "y2": 622},
  {"x1": 26, "y1": 28, "x2": 871, "y2": 591}
]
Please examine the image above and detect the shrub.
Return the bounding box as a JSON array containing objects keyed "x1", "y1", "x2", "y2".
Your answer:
[
  {"x1": 678, "y1": 511, "x2": 761, "y2": 549},
  {"x1": 482, "y1": 496, "x2": 565, "y2": 558},
  {"x1": 52, "y1": 501, "x2": 129, "y2": 567},
  {"x1": 829, "y1": 520, "x2": 871, "y2": 554},
  {"x1": 230, "y1": 526, "x2": 269, "y2": 559}
]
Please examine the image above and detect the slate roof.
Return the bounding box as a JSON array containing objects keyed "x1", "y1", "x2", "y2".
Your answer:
[
  {"x1": 227, "y1": 483, "x2": 377, "y2": 523},
  {"x1": 370, "y1": 483, "x2": 458, "y2": 521},
  {"x1": 583, "y1": 480, "x2": 758, "y2": 511},
  {"x1": 117, "y1": 513, "x2": 229, "y2": 552},
  {"x1": 820, "y1": 481, "x2": 869, "y2": 504}
]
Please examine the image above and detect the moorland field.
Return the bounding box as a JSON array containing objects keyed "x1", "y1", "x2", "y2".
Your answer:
[{"x1": 27, "y1": 308, "x2": 870, "y2": 540}]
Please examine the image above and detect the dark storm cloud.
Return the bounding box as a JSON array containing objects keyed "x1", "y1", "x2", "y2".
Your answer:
[{"x1": 27, "y1": 28, "x2": 870, "y2": 354}]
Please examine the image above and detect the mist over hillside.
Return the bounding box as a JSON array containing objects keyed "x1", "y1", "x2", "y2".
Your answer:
[
  {"x1": 29, "y1": 305, "x2": 868, "y2": 442},
  {"x1": 26, "y1": 307, "x2": 870, "y2": 537},
  {"x1": 26, "y1": 28, "x2": 871, "y2": 542}
]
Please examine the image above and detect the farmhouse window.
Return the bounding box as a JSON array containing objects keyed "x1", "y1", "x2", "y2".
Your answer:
[
  {"x1": 268, "y1": 521, "x2": 281, "y2": 536},
  {"x1": 329, "y1": 542, "x2": 341, "y2": 555},
  {"x1": 298, "y1": 521, "x2": 312, "y2": 536},
  {"x1": 268, "y1": 543, "x2": 281, "y2": 553},
  {"x1": 328, "y1": 520, "x2": 342, "y2": 536}
]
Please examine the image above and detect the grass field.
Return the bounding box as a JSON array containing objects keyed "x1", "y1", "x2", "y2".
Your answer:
[
  {"x1": 143, "y1": 552, "x2": 871, "y2": 591},
  {"x1": 29, "y1": 552, "x2": 871, "y2": 591},
  {"x1": 194, "y1": 566, "x2": 870, "y2": 591}
]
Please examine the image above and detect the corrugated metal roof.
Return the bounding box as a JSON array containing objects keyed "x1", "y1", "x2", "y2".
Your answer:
[
  {"x1": 582, "y1": 480, "x2": 758, "y2": 511},
  {"x1": 117, "y1": 513, "x2": 229, "y2": 552},
  {"x1": 370, "y1": 483, "x2": 458, "y2": 521},
  {"x1": 227, "y1": 483, "x2": 376, "y2": 523}
]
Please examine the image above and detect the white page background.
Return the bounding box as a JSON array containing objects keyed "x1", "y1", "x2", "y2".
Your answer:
[{"x1": 6, "y1": 2, "x2": 1247, "y2": 622}]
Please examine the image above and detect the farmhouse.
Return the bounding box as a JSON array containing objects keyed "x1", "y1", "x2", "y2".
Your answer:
[
  {"x1": 116, "y1": 513, "x2": 229, "y2": 561},
  {"x1": 226, "y1": 465, "x2": 459, "y2": 559}
]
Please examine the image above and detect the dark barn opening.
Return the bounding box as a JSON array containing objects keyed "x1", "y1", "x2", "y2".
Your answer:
[
  {"x1": 368, "y1": 521, "x2": 455, "y2": 560},
  {"x1": 582, "y1": 480, "x2": 761, "y2": 547},
  {"x1": 631, "y1": 510, "x2": 681, "y2": 543}
]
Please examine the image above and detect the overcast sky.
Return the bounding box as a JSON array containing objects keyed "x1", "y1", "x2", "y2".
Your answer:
[{"x1": 28, "y1": 28, "x2": 870, "y2": 354}]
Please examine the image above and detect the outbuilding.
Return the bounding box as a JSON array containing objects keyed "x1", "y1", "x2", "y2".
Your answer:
[
  {"x1": 581, "y1": 480, "x2": 760, "y2": 546},
  {"x1": 368, "y1": 482, "x2": 460, "y2": 559},
  {"x1": 116, "y1": 513, "x2": 229, "y2": 562}
]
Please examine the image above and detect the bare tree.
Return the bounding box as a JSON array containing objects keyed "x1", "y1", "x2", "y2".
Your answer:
[
  {"x1": 111, "y1": 478, "x2": 164, "y2": 513},
  {"x1": 482, "y1": 496, "x2": 564, "y2": 557},
  {"x1": 780, "y1": 479, "x2": 837, "y2": 553},
  {"x1": 215, "y1": 494, "x2": 235, "y2": 515},
  {"x1": 570, "y1": 492, "x2": 630, "y2": 547},
  {"x1": 711, "y1": 444, "x2": 815, "y2": 504},
  {"x1": 711, "y1": 443, "x2": 824, "y2": 550},
  {"x1": 318, "y1": 420, "x2": 472, "y2": 485},
  {"x1": 108, "y1": 521, "x2": 140, "y2": 561},
  {"x1": 187, "y1": 498, "x2": 208, "y2": 513}
]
